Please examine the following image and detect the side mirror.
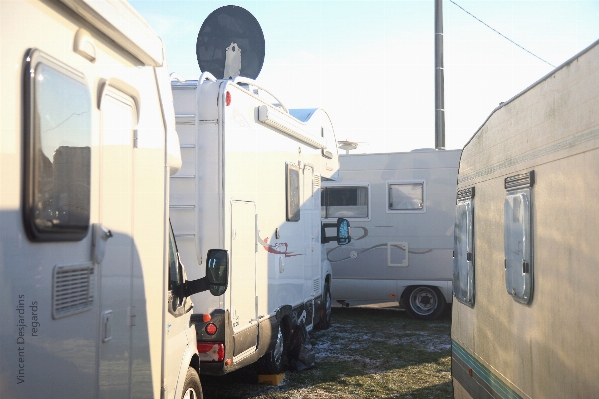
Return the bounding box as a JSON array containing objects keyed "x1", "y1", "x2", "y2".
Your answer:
[
  {"x1": 336, "y1": 218, "x2": 351, "y2": 245},
  {"x1": 321, "y1": 218, "x2": 351, "y2": 245},
  {"x1": 206, "y1": 249, "x2": 229, "y2": 296}
]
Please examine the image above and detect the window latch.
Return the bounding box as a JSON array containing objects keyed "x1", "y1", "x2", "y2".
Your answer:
[{"x1": 522, "y1": 260, "x2": 530, "y2": 274}]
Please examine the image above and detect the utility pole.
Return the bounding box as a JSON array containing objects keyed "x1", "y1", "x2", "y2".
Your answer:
[{"x1": 435, "y1": 0, "x2": 445, "y2": 149}]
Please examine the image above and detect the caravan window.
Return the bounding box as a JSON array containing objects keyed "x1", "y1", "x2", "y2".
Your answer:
[
  {"x1": 504, "y1": 191, "x2": 533, "y2": 304},
  {"x1": 504, "y1": 171, "x2": 534, "y2": 305},
  {"x1": 24, "y1": 51, "x2": 91, "y2": 241},
  {"x1": 387, "y1": 181, "x2": 425, "y2": 212},
  {"x1": 453, "y1": 187, "x2": 475, "y2": 307},
  {"x1": 321, "y1": 185, "x2": 369, "y2": 219}
]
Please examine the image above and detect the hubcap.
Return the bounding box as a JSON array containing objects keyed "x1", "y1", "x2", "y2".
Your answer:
[
  {"x1": 410, "y1": 287, "x2": 437, "y2": 316},
  {"x1": 183, "y1": 388, "x2": 197, "y2": 399}
]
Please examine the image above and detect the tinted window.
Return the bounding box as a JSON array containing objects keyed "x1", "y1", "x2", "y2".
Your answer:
[
  {"x1": 504, "y1": 190, "x2": 533, "y2": 304},
  {"x1": 286, "y1": 164, "x2": 300, "y2": 221},
  {"x1": 24, "y1": 53, "x2": 91, "y2": 241},
  {"x1": 321, "y1": 186, "x2": 368, "y2": 218},
  {"x1": 388, "y1": 182, "x2": 424, "y2": 211}
]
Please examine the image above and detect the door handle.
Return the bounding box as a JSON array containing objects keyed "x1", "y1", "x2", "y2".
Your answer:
[{"x1": 92, "y1": 223, "x2": 113, "y2": 264}]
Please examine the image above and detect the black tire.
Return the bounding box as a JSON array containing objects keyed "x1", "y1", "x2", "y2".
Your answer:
[
  {"x1": 401, "y1": 286, "x2": 446, "y2": 321},
  {"x1": 314, "y1": 283, "x2": 332, "y2": 330},
  {"x1": 255, "y1": 322, "x2": 285, "y2": 374},
  {"x1": 181, "y1": 367, "x2": 203, "y2": 399}
]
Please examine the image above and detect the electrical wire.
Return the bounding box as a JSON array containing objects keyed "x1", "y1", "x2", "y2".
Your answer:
[{"x1": 449, "y1": 0, "x2": 556, "y2": 68}]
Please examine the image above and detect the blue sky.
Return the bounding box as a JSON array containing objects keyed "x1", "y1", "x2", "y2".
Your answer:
[{"x1": 130, "y1": 0, "x2": 599, "y2": 153}]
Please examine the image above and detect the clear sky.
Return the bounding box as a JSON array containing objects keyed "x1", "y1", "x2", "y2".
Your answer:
[{"x1": 130, "y1": 0, "x2": 599, "y2": 153}]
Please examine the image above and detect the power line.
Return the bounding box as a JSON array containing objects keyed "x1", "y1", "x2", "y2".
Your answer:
[{"x1": 449, "y1": 0, "x2": 556, "y2": 68}]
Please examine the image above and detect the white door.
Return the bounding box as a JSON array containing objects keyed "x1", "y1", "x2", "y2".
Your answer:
[
  {"x1": 230, "y1": 200, "x2": 258, "y2": 358},
  {"x1": 97, "y1": 88, "x2": 135, "y2": 398}
]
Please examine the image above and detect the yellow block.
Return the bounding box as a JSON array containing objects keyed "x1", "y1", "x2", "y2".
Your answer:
[{"x1": 258, "y1": 373, "x2": 285, "y2": 386}]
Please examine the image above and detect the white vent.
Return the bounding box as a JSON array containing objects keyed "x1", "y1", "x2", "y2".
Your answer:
[
  {"x1": 314, "y1": 175, "x2": 321, "y2": 188},
  {"x1": 53, "y1": 263, "x2": 94, "y2": 319},
  {"x1": 313, "y1": 277, "x2": 321, "y2": 295}
]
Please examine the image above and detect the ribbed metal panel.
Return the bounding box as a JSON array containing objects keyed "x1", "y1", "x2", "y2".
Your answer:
[{"x1": 52, "y1": 263, "x2": 93, "y2": 319}]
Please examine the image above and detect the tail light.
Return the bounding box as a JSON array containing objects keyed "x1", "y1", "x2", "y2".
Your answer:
[
  {"x1": 197, "y1": 342, "x2": 225, "y2": 362},
  {"x1": 226, "y1": 91, "x2": 231, "y2": 106},
  {"x1": 205, "y1": 323, "x2": 217, "y2": 335}
]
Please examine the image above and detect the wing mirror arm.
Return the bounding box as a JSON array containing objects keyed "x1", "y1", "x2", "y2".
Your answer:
[{"x1": 183, "y1": 276, "x2": 210, "y2": 297}]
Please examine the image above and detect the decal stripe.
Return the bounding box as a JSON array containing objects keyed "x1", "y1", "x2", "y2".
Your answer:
[{"x1": 452, "y1": 339, "x2": 523, "y2": 399}]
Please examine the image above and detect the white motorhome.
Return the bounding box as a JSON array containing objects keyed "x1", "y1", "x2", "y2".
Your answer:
[
  {"x1": 452, "y1": 39, "x2": 599, "y2": 398},
  {"x1": 169, "y1": 72, "x2": 348, "y2": 374},
  {"x1": 0, "y1": 1, "x2": 228, "y2": 398},
  {"x1": 322, "y1": 150, "x2": 461, "y2": 320}
]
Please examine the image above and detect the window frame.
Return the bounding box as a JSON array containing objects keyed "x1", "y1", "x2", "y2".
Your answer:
[
  {"x1": 453, "y1": 187, "x2": 475, "y2": 307},
  {"x1": 386, "y1": 180, "x2": 426, "y2": 214},
  {"x1": 321, "y1": 182, "x2": 371, "y2": 221},
  {"x1": 23, "y1": 49, "x2": 92, "y2": 242},
  {"x1": 503, "y1": 170, "x2": 535, "y2": 305}
]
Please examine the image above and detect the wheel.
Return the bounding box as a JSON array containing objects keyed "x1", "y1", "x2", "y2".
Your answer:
[
  {"x1": 181, "y1": 367, "x2": 203, "y2": 399},
  {"x1": 401, "y1": 286, "x2": 446, "y2": 320},
  {"x1": 314, "y1": 283, "x2": 332, "y2": 330},
  {"x1": 255, "y1": 322, "x2": 285, "y2": 374}
]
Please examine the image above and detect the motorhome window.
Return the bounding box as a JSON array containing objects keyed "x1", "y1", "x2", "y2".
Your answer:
[
  {"x1": 286, "y1": 164, "x2": 301, "y2": 221},
  {"x1": 453, "y1": 197, "x2": 475, "y2": 307},
  {"x1": 321, "y1": 186, "x2": 369, "y2": 218},
  {"x1": 504, "y1": 189, "x2": 533, "y2": 304},
  {"x1": 388, "y1": 182, "x2": 424, "y2": 211},
  {"x1": 24, "y1": 57, "x2": 91, "y2": 241}
]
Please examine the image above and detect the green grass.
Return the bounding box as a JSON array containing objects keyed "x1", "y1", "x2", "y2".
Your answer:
[{"x1": 201, "y1": 305, "x2": 452, "y2": 399}]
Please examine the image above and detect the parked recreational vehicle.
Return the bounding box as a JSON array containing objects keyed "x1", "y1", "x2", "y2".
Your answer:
[
  {"x1": 322, "y1": 150, "x2": 461, "y2": 320},
  {"x1": 452, "y1": 39, "x2": 599, "y2": 398},
  {"x1": 0, "y1": 1, "x2": 228, "y2": 398},
  {"x1": 170, "y1": 72, "x2": 348, "y2": 375}
]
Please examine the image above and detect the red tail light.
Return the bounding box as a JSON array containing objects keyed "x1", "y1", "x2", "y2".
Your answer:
[
  {"x1": 197, "y1": 342, "x2": 225, "y2": 362},
  {"x1": 205, "y1": 323, "x2": 217, "y2": 335},
  {"x1": 226, "y1": 91, "x2": 231, "y2": 106}
]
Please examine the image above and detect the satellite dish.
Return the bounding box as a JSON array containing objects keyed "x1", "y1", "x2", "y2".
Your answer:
[
  {"x1": 196, "y1": 5, "x2": 265, "y2": 80},
  {"x1": 338, "y1": 139, "x2": 368, "y2": 154}
]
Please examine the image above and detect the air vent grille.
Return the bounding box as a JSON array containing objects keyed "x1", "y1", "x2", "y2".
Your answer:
[
  {"x1": 457, "y1": 187, "x2": 475, "y2": 202},
  {"x1": 314, "y1": 175, "x2": 321, "y2": 188},
  {"x1": 53, "y1": 263, "x2": 94, "y2": 319},
  {"x1": 313, "y1": 277, "x2": 320, "y2": 295}
]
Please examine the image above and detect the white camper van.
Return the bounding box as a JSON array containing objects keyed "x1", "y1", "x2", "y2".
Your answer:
[
  {"x1": 169, "y1": 72, "x2": 349, "y2": 374},
  {"x1": 452, "y1": 39, "x2": 599, "y2": 399},
  {"x1": 322, "y1": 150, "x2": 461, "y2": 320},
  {"x1": 0, "y1": 1, "x2": 228, "y2": 398}
]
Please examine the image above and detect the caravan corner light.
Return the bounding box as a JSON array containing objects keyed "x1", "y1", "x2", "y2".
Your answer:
[{"x1": 226, "y1": 91, "x2": 231, "y2": 106}]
